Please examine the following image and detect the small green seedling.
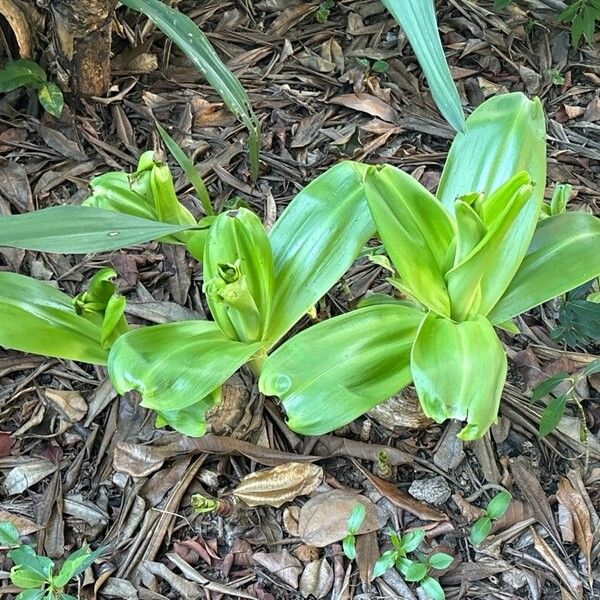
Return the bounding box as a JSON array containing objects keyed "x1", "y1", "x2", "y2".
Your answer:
[
  {"x1": 342, "y1": 503, "x2": 366, "y2": 560},
  {"x1": 372, "y1": 528, "x2": 452, "y2": 600},
  {"x1": 316, "y1": 0, "x2": 335, "y2": 22},
  {"x1": 0, "y1": 521, "x2": 101, "y2": 600},
  {"x1": 559, "y1": 0, "x2": 600, "y2": 45},
  {"x1": 470, "y1": 491, "x2": 512, "y2": 545},
  {"x1": 0, "y1": 59, "x2": 64, "y2": 117},
  {"x1": 530, "y1": 359, "x2": 600, "y2": 439}
]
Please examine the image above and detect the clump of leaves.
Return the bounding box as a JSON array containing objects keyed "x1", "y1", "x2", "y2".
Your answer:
[
  {"x1": 469, "y1": 491, "x2": 512, "y2": 545},
  {"x1": 559, "y1": 0, "x2": 600, "y2": 45},
  {"x1": 0, "y1": 59, "x2": 63, "y2": 117},
  {"x1": 0, "y1": 521, "x2": 101, "y2": 600},
  {"x1": 342, "y1": 503, "x2": 366, "y2": 560},
  {"x1": 372, "y1": 529, "x2": 452, "y2": 600},
  {"x1": 531, "y1": 359, "x2": 600, "y2": 438}
]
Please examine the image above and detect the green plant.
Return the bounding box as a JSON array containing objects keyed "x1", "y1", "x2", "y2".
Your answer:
[
  {"x1": 559, "y1": 0, "x2": 600, "y2": 45},
  {"x1": 0, "y1": 150, "x2": 373, "y2": 435},
  {"x1": 531, "y1": 359, "x2": 600, "y2": 438},
  {"x1": 373, "y1": 528, "x2": 452, "y2": 600},
  {"x1": 342, "y1": 503, "x2": 366, "y2": 560},
  {"x1": 0, "y1": 521, "x2": 101, "y2": 600},
  {"x1": 316, "y1": 0, "x2": 335, "y2": 22},
  {"x1": 259, "y1": 92, "x2": 600, "y2": 440},
  {"x1": 0, "y1": 59, "x2": 63, "y2": 117},
  {"x1": 469, "y1": 491, "x2": 512, "y2": 545},
  {"x1": 381, "y1": 0, "x2": 464, "y2": 131},
  {"x1": 120, "y1": 0, "x2": 261, "y2": 180}
]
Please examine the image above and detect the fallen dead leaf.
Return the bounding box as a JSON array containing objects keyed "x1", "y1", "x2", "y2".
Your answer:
[
  {"x1": 0, "y1": 509, "x2": 40, "y2": 536},
  {"x1": 330, "y1": 93, "x2": 397, "y2": 123},
  {"x1": 298, "y1": 489, "x2": 386, "y2": 547},
  {"x1": 355, "y1": 530, "x2": 380, "y2": 583},
  {"x1": 299, "y1": 558, "x2": 334, "y2": 599},
  {"x1": 0, "y1": 0, "x2": 34, "y2": 57},
  {"x1": 3, "y1": 457, "x2": 58, "y2": 495},
  {"x1": 45, "y1": 389, "x2": 87, "y2": 423},
  {"x1": 253, "y1": 550, "x2": 303, "y2": 588},
  {"x1": 232, "y1": 462, "x2": 323, "y2": 508}
]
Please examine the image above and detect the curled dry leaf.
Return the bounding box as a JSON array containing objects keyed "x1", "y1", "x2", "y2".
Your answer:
[
  {"x1": 45, "y1": 388, "x2": 87, "y2": 422},
  {"x1": 0, "y1": 0, "x2": 34, "y2": 58},
  {"x1": 3, "y1": 457, "x2": 57, "y2": 495},
  {"x1": 452, "y1": 493, "x2": 485, "y2": 523},
  {"x1": 297, "y1": 489, "x2": 387, "y2": 547},
  {"x1": 491, "y1": 499, "x2": 534, "y2": 533},
  {"x1": 556, "y1": 477, "x2": 592, "y2": 575},
  {"x1": 368, "y1": 387, "x2": 433, "y2": 431},
  {"x1": 253, "y1": 550, "x2": 303, "y2": 588},
  {"x1": 283, "y1": 506, "x2": 301, "y2": 536},
  {"x1": 330, "y1": 93, "x2": 398, "y2": 123},
  {"x1": 299, "y1": 558, "x2": 334, "y2": 599},
  {"x1": 0, "y1": 509, "x2": 40, "y2": 536},
  {"x1": 232, "y1": 462, "x2": 323, "y2": 508}
]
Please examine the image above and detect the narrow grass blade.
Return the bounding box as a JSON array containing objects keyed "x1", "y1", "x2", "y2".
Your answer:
[
  {"x1": 121, "y1": 0, "x2": 261, "y2": 180},
  {"x1": 381, "y1": 0, "x2": 464, "y2": 131}
]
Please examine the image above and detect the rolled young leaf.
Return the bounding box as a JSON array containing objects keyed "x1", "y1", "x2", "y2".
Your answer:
[
  {"x1": 259, "y1": 304, "x2": 424, "y2": 435},
  {"x1": 203, "y1": 208, "x2": 274, "y2": 344},
  {"x1": 381, "y1": 0, "x2": 464, "y2": 132},
  {"x1": 266, "y1": 161, "x2": 374, "y2": 347},
  {"x1": 445, "y1": 173, "x2": 538, "y2": 320},
  {"x1": 0, "y1": 206, "x2": 195, "y2": 253},
  {"x1": 0, "y1": 273, "x2": 107, "y2": 364},
  {"x1": 437, "y1": 93, "x2": 546, "y2": 215},
  {"x1": 121, "y1": 0, "x2": 261, "y2": 181},
  {"x1": 411, "y1": 312, "x2": 507, "y2": 440},
  {"x1": 154, "y1": 388, "x2": 221, "y2": 437},
  {"x1": 365, "y1": 164, "x2": 454, "y2": 317},
  {"x1": 108, "y1": 320, "x2": 263, "y2": 411},
  {"x1": 488, "y1": 212, "x2": 600, "y2": 324}
]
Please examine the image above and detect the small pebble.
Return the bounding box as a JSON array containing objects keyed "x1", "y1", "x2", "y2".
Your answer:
[{"x1": 408, "y1": 476, "x2": 451, "y2": 506}]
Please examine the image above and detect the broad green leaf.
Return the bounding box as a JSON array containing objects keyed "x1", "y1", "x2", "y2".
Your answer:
[
  {"x1": 342, "y1": 535, "x2": 356, "y2": 560},
  {"x1": 420, "y1": 576, "x2": 445, "y2": 600},
  {"x1": 121, "y1": 0, "x2": 261, "y2": 180},
  {"x1": 347, "y1": 503, "x2": 366, "y2": 535},
  {"x1": 108, "y1": 320, "x2": 262, "y2": 411},
  {"x1": 453, "y1": 200, "x2": 486, "y2": 266},
  {"x1": 15, "y1": 590, "x2": 45, "y2": 600},
  {"x1": 438, "y1": 93, "x2": 546, "y2": 215},
  {"x1": 539, "y1": 394, "x2": 567, "y2": 438},
  {"x1": 372, "y1": 550, "x2": 396, "y2": 578},
  {"x1": 203, "y1": 208, "x2": 274, "y2": 344},
  {"x1": 530, "y1": 372, "x2": 570, "y2": 404},
  {"x1": 0, "y1": 273, "x2": 107, "y2": 364},
  {"x1": 404, "y1": 560, "x2": 428, "y2": 582},
  {"x1": 365, "y1": 164, "x2": 454, "y2": 317},
  {"x1": 486, "y1": 491, "x2": 512, "y2": 520},
  {"x1": 402, "y1": 529, "x2": 425, "y2": 553},
  {"x1": 11, "y1": 565, "x2": 48, "y2": 589},
  {"x1": 470, "y1": 517, "x2": 492, "y2": 545},
  {"x1": 0, "y1": 521, "x2": 20, "y2": 546},
  {"x1": 488, "y1": 212, "x2": 600, "y2": 324},
  {"x1": 582, "y1": 359, "x2": 600, "y2": 376},
  {"x1": 37, "y1": 82, "x2": 64, "y2": 118},
  {"x1": 411, "y1": 313, "x2": 507, "y2": 440},
  {"x1": 445, "y1": 173, "x2": 538, "y2": 320},
  {"x1": 155, "y1": 122, "x2": 213, "y2": 216},
  {"x1": 266, "y1": 161, "x2": 375, "y2": 347},
  {"x1": 428, "y1": 552, "x2": 454, "y2": 570},
  {"x1": 0, "y1": 59, "x2": 46, "y2": 92},
  {"x1": 0, "y1": 206, "x2": 195, "y2": 253},
  {"x1": 260, "y1": 304, "x2": 423, "y2": 435},
  {"x1": 9, "y1": 547, "x2": 54, "y2": 585},
  {"x1": 381, "y1": 0, "x2": 464, "y2": 131},
  {"x1": 52, "y1": 546, "x2": 102, "y2": 588},
  {"x1": 154, "y1": 388, "x2": 221, "y2": 437}
]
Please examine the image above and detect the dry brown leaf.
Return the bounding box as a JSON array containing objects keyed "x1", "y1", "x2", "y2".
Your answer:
[
  {"x1": 556, "y1": 477, "x2": 592, "y2": 574},
  {"x1": 299, "y1": 558, "x2": 334, "y2": 599},
  {"x1": 352, "y1": 459, "x2": 449, "y2": 521},
  {"x1": 232, "y1": 462, "x2": 323, "y2": 508},
  {"x1": 253, "y1": 550, "x2": 303, "y2": 588},
  {"x1": 298, "y1": 489, "x2": 386, "y2": 547},
  {"x1": 330, "y1": 93, "x2": 397, "y2": 123},
  {"x1": 491, "y1": 499, "x2": 534, "y2": 533},
  {"x1": 0, "y1": 0, "x2": 34, "y2": 57},
  {"x1": 283, "y1": 506, "x2": 301, "y2": 536},
  {"x1": 355, "y1": 530, "x2": 380, "y2": 583},
  {"x1": 0, "y1": 509, "x2": 40, "y2": 535},
  {"x1": 45, "y1": 389, "x2": 87, "y2": 422},
  {"x1": 452, "y1": 493, "x2": 485, "y2": 523},
  {"x1": 368, "y1": 388, "x2": 433, "y2": 431},
  {"x1": 3, "y1": 457, "x2": 57, "y2": 495},
  {"x1": 531, "y1": 527, "x2": 583, "y2": 600}
]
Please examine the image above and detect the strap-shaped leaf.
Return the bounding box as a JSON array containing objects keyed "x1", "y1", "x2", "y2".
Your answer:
[
  {"x1": 381, "y1": 0, "x2": 464, "y2": 132},
  {"x1": 411, "y1": 312, "x2": 507, "y2": 440},
  {"x1": 0, "y1": 273, "x2": 107, "y2": 364},
  {"x1": 365, "y1": 164, "x2": 454, "y2": 317},
  {"x1": 0, "y1": 206, "x2": 195, "y2": 253},
  {"x1": 154, "y1": 388, "x2": 221, "y2": 437},
  {"x1": 437, "y1": 93, "x2": 546, "y2": 215},
  {"x1": 203, "y1": 208, "x2": 274, "y2": 343},
  {"x1": 259, "y1": 304, "x2": 424, "y2": 435},
  {"x1": 453, "y1": 200, "x2": 486, "y2": 266},
  {"x1": 108, "y1": 320, "x2": 262, "y2": 411},
  {"x1": 489, "y1": 212, "x2": 600, "y2": 324},
  {"x1": 446, "y1": 173, "x2": 537, "y2": 321},
  {"x1": 121, "y1": 0, "x2": 261, "y2": 181},
  {"x1": 266, "y1": 161, "x2": 374, "y2": 347}
]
